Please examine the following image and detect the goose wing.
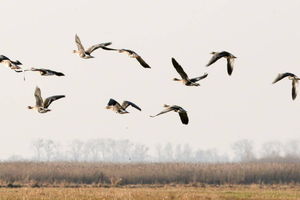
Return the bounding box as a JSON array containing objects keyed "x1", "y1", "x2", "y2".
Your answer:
[
  {"x1": 0, "y1": 55, "x2": 10, "y2": 62},
  {"x1": 171, "y1": 58, "x2": 188, "y2": 79},
  {"x1": 150, "y1": 107, "x2": 175, "y2": 117},
  {"x1": 227, "y1": 58, "x2": 234, "y2": 75},
  {"x1": 30, "y1": 68, "x2": 42, "y2": 72},
  {"x1": 206, "y1": 51, "x2": 229, "y2": 66},
  {"x1": 34, "y1": 87, "x2": 43, "y2": 107},
  {"x1": 190, "y1": 73, "x2": 208, "y2": 82},
  {"x1": 107, "y1": 98, "x2": 122, "y2": 108},
  {"x1": 101, "y1": 46, "x2": 118, "y2": 51},
  {"x1": 43, "y1": 95, "x2": 65, "y2": 108},
  {"x1": 44, "y1": 69, "x2": 65, "y2": 76},
  {"x1": 272, "y1": 72, "x2": 296, "y2": 84},
  {"x1": 86, "y1": 42, "x2": 113, "y2": 54},
  {"x1": 30, "y1": 68, "x2": 65, "y2": 76},
  {"x1": 12, "y1": 60, "x2": 22, "y2": 65},
  {"x1": 122, "y1": 101, "x2": 141, "y2": 111},
  {"x1": 178, "y1": 110, "x2": 189, "y2": 125},
  {"x1": 75, "y1": 34, "x2": 85, "y2": 52},
  {"x1": 119, "y1": 49, "x2": 151, "y2": 68},
  {"x1": 30, "y1": 68, "x2": 46, "y2": 73},
  {"x1": 136, "y1": 56, "x2": 151, "y2": 68},
  {"x1": 292, "y1": 79, "x2": 298, "y2": 100},
  {"x1": 119, "y1": 49, "x2": 135, "y2": 54}
]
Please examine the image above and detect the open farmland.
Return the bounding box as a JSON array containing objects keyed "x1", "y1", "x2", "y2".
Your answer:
[{"x1": 0, "y1": 185, "x2": 299, "y2": 200}]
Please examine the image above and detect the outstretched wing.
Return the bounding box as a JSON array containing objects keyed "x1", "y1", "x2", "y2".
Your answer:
[
  {"x1": 292, "y1": 79, "x2": 298, "y2": 100},
  {"x1": 171, "y1": 58, "x2": 188, "y2": 79},
  {"x1": 119, "y1": 49, "x2": 135, "y2": 54},
  {"x1": 86, "y1": 42, "x2": 112, "y2": 54},
  {"x1": 227, "y1": 58, "x2": 234, "y2": 75},
  {"x1": 34, "y1": 87, "x2": 43, "y2": 107},
  {"x1": 45, "y1": 69, "x2": 65, "y2": 76},
  {"x1": 30, "y1": 68, "x2": 65, "y2": 76},
  {"x1": 206, "y1": 52, "x2": 229, "y2": 66},
  {"x1": 150, "y1": 107, "x2": 175, "y2": 118},
  {"x1": 136, "y1": 56, "x2": 151, "y2": 68},
  {"x1": 272, "y1": 72, "x2": 296, "y2": 84},
  {"x1": 75, "y1": 34, "x2": 85, "y2": 52},
  {"x1": 12, "y1": 60, "x2": 22, "y2": 65},
  {"x1": 178, "y1": 111, "x2": 189, "y2": 125},
  {"x1": 43, "y1": 95, "x2": 65, "y2": 108},
  {"x1": 0, "y1": 55, "x2": 10, "y2": 62},
  {"x1": 101, "y1": 46, "x2": 118, "y2": 51},
  {"x1": 122, "y1": 101, "x2": 142, "y2": 111},
  {"x1": 107, "y1": 98, "x2": 119, "y2": 106},
  {"x1": 190, "y1": 73, "x2": 208, "y2": 82}
]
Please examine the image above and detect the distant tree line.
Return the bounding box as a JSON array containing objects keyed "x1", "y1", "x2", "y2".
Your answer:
[{"x1": 5, "y1": 138, "x2": 300, "y2": 163}]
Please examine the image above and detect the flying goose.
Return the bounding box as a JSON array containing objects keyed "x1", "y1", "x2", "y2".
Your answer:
[
  {"x1": 118, "y1": 49, "x2": 151, "y2": 68},
  {"x1": 73, "y1": 34, "x2": 115, "y2": 59},
  {"x1": 106, "y1": 98, "x2": 141, "y2": 114},
  {"x1": 172, "y1": 57, "x2": 208, "y2": 86},
  {"x1": 25, "y1": 68, "x2": 65, "y2": 76},
  {"x1": 150, "y1": 104, "x2": 189, "y2": 125},
  {"x1": 0, "y1": 55, "x2": 22, "y2": 71},
  {"x1": 28, "y1": 87, "x2": 65, "y2": 113},
  {"x1": 273, "y1": 72, "x2": 300, "y2": 100},
  {"x1": 206, "y1": 51, "x2": 236, "y2": 75}
]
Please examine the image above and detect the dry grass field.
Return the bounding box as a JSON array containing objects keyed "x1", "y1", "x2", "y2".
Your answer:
[
  {"x1": 0, "y1": 185, "x2": 299, "y2": 200},
  {"x1": 2, "y1": 162, "x2": 300, "y2": 186},
  {"x1": 1, "y1": 162, "x2": 300, "y2": 199}
]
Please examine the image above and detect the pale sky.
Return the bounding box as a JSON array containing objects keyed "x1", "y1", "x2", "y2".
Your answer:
[{"x1": 1, "y1": 0, "x2": 300, "y2": 159}]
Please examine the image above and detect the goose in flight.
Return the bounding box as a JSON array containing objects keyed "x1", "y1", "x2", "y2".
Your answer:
[
  {"x1": 118, "y1": 49, "x2": 151, "y2": 68},
  {"x1": 172, "y1": 57, "x2": 208, "y2": 86},
  {"x1": 0, "y1": 55, "x2": 22, "y2": 71},
  {"x1": 206, "y1": 51, "x2": 236, "y2": 75},
  {"x1": 106, "y1": 98, "x2": 141, "y2": 114},
  {"x1": 150, "y1": 105, "x2": 189, "y2": 125},
  {"x1": 25, "y1": 68, "x2": 65, "y2": 76},
  {"x1": 273, "y1": 72, "x2": 300, "y2": 100},
  {"x1": 28, "y1": 87, "x2": 65, "y2": 113},
  {"x1": 73, "y1": 34, "x2": 115, "y2": 59}
]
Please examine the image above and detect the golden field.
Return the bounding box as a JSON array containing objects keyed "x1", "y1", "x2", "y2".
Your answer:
[{"x1": 0, "y1": 185, "x2": 299, "y2": 200}]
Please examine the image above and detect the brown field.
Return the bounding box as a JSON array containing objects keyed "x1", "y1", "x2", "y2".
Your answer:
[{"x1": 0, "y1": 185, "x2": 299, "y2": 200}]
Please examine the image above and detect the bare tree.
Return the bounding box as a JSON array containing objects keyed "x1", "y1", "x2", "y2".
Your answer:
[
  {"x1": 43, "y1": 139, "x2": 57, "y2": 161},
  {"x1": 155, "y1": 144, "x2": 163, "y2": 162},
  {"x1": 31, "y1": 138, "x2": 44, "y2": 161},
  {"x1": 232, "y1": 139, "x2": 255, "y2": 162},
  {"x1": 284, "y1": 140, "x2": 300, "y2": 158},
  {"x1": 69, "y1": 140, "x2": 84, "y2": 161},
  {"x1": 175, "y1": 144, "x2": 193, "y2": 162},
  {"x1": 130, "y1": 144, "x2": 149, "y2": 162},
  {"x1": 261, "y1": 141, "x2": 283, "y2": 160},
  {"x1": 163, "y1": 143, "x2": 174, "y2": 162}
]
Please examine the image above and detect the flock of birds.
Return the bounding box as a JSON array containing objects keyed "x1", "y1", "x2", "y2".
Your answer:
[{"x1": 1, "y1": 34, "x2": 298, "y2": 125}]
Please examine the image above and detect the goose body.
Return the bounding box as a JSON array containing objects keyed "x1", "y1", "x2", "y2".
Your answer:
[{"x1": 0, "y1": 55, "x2": 22, "y2": 71}]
